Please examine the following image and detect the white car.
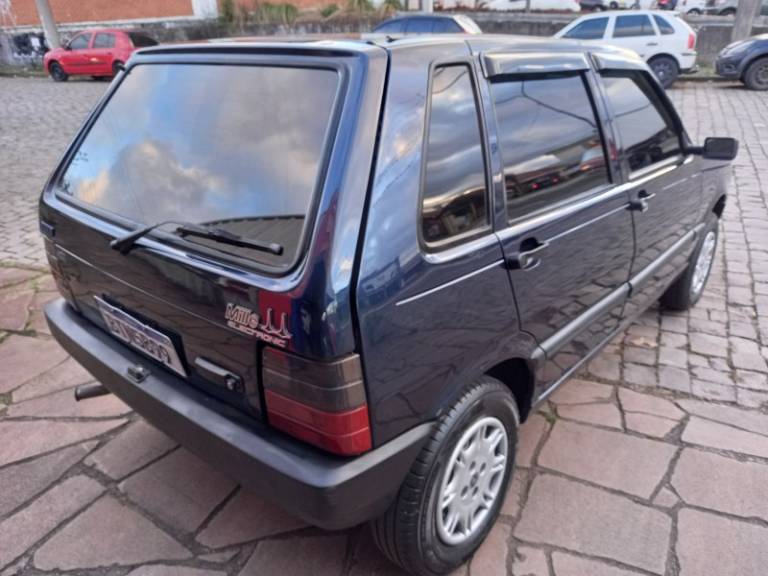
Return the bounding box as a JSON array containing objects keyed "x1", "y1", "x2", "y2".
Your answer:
[
  {"x1": 677, "y1": 0, "x2": 708, "y2": 13},
  {"x1": 480, "y1": 0, "x2": 581, "y2": 11},
  {"x1": 555, "y1": 10, "x2": 697, "y2": 87}
]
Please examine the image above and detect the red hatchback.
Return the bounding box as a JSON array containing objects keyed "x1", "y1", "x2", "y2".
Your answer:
[{"x1": 44, "y1": 29, "x2": 158, "y2": 82}]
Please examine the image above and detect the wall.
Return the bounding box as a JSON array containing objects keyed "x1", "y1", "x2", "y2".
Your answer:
[{"x1": 7, "y1": 0, "x2": 196, "y2": 27}]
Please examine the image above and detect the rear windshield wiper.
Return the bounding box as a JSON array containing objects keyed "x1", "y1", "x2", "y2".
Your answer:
[{"x1": 110, "y1": 220, "x2": 284, "y2": 256}]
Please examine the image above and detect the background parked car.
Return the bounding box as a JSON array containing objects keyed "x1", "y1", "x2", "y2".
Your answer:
[
  {"x1": 677, "y1": 0, "x2": 708, "y2": 13},
  {"x1": 555, "y1": 10, "x2": 697, "y2": 87},
  {"x1": 705, "y1": 0, "x2": 768, "y2": 15},
  {"x1": 482, "y1": 0, "x2": 582, "y2": 11},
  {"x1": 716, "y1": 33, "x2": 768, "y2": 89},
  {"x1": 43, "y1": 29, "x2": 158, "y2": 82},
  {"x1": 371, "y1": 13, "x2": 482, "y2": 34}
]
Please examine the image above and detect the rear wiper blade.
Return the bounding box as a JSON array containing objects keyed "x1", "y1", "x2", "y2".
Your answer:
[
  {"x1": 176, "y1": 223, "x2": 283, "y2": 256},
  {"x1": 110, "y1": 220, "x2": 283, "y2": 256}
]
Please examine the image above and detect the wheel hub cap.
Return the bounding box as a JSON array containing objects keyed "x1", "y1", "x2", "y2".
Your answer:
[
  {"x1": 436, "y1": 416, "x2": 508, "y2": 546},
  {"x1": 691, "y1": 230, "x2": 716, "y2": 297}
]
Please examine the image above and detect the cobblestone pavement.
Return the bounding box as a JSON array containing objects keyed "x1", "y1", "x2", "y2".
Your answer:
[{"x1": 1, "y1": 77, "x2": 768, "y2": 576}]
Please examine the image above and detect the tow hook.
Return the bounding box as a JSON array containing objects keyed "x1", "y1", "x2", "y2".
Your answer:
[{"x1": 73, "y1": 382, "x2": 112, "y2": 402}]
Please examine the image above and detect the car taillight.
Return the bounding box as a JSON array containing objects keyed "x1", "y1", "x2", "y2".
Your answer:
[
  {"x1": 688, "y1": 33, "x2": 696, "y2": 50},
  {"x1": 262, "y1": 348, "x2": 372, "y2": 456}
]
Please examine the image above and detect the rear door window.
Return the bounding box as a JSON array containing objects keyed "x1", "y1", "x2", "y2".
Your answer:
[
  {"x1": 57, "y1": 64, "x2": 341, "y2": 269},
  {"x1": 613, "y1": 15, "x2": 655, "y2": 37},
  {"x1": 421, "y1": 65, "x2": 488, "y2": 246},
  {"x1": 93, "y1": 33, "x2": 115, "y2": 49},
  {"x1": 600, "y1": 71, "x2": 682, "y2": 174},
  {"x1": 491, "y1": 73, "x2": 610, "y2": 220},
  {"x1": 564, "y1": 18, "x2": 608, "y2": 40}
]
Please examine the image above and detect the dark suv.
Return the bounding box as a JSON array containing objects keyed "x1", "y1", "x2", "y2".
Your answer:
[{"x1": 41, "y1": 37, "x2": 736, "y2": 575}]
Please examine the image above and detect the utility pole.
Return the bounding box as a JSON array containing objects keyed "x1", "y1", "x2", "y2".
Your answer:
[
  {"x1": 34, "y1": 0, "x2": 60, "y2": 49},
  {"x1": 422, "y1": 0, "x2": 433, "y2": 13},
  {"x1": 732, "y1": 0, "x2": 761, "y2": 41}
]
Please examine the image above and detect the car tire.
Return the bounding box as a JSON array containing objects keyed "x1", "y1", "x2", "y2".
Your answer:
[
  {"x1": 609, "y1": 1, "x2": 619, "y2": 7},
  {"x1": 743, "y1": 57, "x2": 768, "y2": 91},
  {"x1": 49, "y1": 61, "x2": 68, "y2": 82},
  {"x1": 112, "y1": 60, "x2": 124, "y2": 76},
  {"x1": 660, "y1": 214, "x2": 719, "y2": 311},
  {"x1": 649, "y1": 55, "x2": 679, "y2": 88},
  {"x1": 687, "y1": 7, "x2": 702, "y2": 13},
  {"x1": 371, "y1": 377, "x2": 519, "y2": 576}
]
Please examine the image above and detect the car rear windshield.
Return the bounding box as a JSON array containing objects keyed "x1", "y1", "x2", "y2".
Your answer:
[{"x1": 57, "y1": 63, "x2": 341, "y2": 269}]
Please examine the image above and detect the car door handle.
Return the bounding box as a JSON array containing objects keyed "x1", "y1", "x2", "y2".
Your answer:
[
  {"x1": 628, "y1": 190, "x2": 655, "y2": 212},
  {"x1": 506, "y1": 239, "x2": 549, "y2": 271},
  {"x1": 646, "y1": 42, "x2": 659, "y2": 46}
]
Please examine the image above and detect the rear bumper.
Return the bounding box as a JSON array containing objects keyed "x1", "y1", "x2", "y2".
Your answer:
[{"x1": 45, "y1": 298, "x2": 431, "y2": 530}]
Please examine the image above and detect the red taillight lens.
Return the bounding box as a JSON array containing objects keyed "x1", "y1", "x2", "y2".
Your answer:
[
  {"x1": 688, "y1": 33, "x2": 696, "y2": 50},
  {"x1": 262, "y1": 348, "x2": 372, "y2": 456}
]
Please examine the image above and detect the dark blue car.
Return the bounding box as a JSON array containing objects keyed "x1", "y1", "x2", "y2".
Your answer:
[
  {"x1": 716, "y1": 33, "x2": 768, "y2": 90},
  {"x1": 40, "y1": 36, "x2": 737, "y2": 575}
]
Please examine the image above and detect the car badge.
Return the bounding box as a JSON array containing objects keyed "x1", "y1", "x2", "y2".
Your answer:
[{"x1": 225, "y1": 303, "x2": 292, "y2": 348}]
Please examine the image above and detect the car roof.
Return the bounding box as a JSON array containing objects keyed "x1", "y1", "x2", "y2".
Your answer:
[
  {"x1": 138, "y1": 34, "x2": 641, "y2": 64},
  {"x1": 570, "y1": 8, "x2": 675, "y2": 19},
  {"x1": 382, "y1": 13, "x2": 461, "y2": 20}
]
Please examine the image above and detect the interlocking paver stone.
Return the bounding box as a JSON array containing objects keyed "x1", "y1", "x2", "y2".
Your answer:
[
  {"x1": 681, "y1": 416, "x2": 768, "y2": 459},
  {"x1": 11, "y1": 355, "x2": 94, "y2": 402},
  {"x1": 0, "y1": 418, "x2": 126, "y2": 467},
  {"x1": 34, "y1": 495, "x2": 191, "y2": 570},
  {"x1": 551, "y1": 551, "x2": 644, "y2": 576},
  {"x1": 677, "y1": 508, "x2": 768, "y2": 576},
  {"x1": 678, "y1": 399, "x2": 768, "y2": 436},
  {"x1": 538, "y1": 421, "x2": 676, "y2": 498},
  {"x1": 511, "y1": 545, "x2": 548, "y2": 576},
  {"x1": 121, "y1": 448, "x2": 237, "y2": 533},
  {"x1": 238, "y1": 535, "x2": 347, "y2": 576},
  {"x1": 196, "y1": 488, "x2": 306, "y2": 549},
  {"x1": 619, "y1": 388, "x2": 684, "y2": 420},
  {"x1": 549, "y1": 379, "x2": 612, "y2": 405},
  {"x1": 625, "y1": 413, "x2": 678, "y2": 438},
  {"x1": 515, "y1": 475, "x2": 671, "y2": 574},
  {"x1": 0, "y1": 336, "x2": 68, "y2": 394},
  {"x1": 86, "y1": 419, "x2": 176, "y2": 480},
  {"x1": 0, "y1": 475, "x2": 104, "y2": 569},
  {"x1": 126, "y1": 567, "x2": 226, "y2": 576},
  {"x1": 556, "y1": 402, "x2": 622, "y2": 429},
  {"x1": 672, "y1": 448, "x2": 768, "y2": 521},
  {"x1": 469, "y1": 523, "x2": 510, "y2": 576},
  {"x1": 516, "y1": 412, "x2": 549, "y2": 468},
  {"x1": 0, "y1": 288, "x2": 34, "y2": 331},
  {"x1": 0, "y1": 441, "x2": 95, "y2": 517}
]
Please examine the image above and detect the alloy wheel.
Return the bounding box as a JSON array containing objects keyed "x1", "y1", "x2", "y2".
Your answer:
[{"x1": 436, "y1": 416, "x2": 508, "y2": 546}]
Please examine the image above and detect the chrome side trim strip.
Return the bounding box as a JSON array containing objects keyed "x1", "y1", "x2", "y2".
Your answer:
[
  {"x1": 395, "y1": 259, "x2": 504, "y2": 307},
  {"x1": 628, "y1": 223, "x2": 703, "y2": 295}
]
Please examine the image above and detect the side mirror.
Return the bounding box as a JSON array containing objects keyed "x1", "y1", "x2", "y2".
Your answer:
[
  {"x1": 689, "y1": 137, "x2": 739, "y2": 161},
  {"x1": 64, "y1": 43, "x2": 71, "y2": 51}
]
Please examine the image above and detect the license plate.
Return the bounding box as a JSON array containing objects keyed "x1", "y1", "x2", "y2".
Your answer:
[{"x1": 95, "y1": 297, "x2": 187, "y2": 377}]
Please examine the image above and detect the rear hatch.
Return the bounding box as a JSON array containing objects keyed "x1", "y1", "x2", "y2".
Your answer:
[{"x1": 40, "y1": 43, "x2": 386, "y2": 423}]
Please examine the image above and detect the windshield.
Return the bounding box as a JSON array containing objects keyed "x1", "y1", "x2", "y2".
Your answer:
[{"x1": 57, "y1": 63, "x2": 341, "y2": 268}]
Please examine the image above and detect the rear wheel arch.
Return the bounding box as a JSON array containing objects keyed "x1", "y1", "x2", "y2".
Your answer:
[{"x1": 485, "y1": 357, "x2": 535, "y2": 422}]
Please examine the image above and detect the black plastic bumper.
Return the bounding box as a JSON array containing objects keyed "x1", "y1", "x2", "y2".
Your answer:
[{"x1": 45, "y1": 298, "x2": 431, "y2": 530}]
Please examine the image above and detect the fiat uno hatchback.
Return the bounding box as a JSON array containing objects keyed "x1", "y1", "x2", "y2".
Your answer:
[{"x1": 41, "y1": 36, "x2": 737, "y2": 575}]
